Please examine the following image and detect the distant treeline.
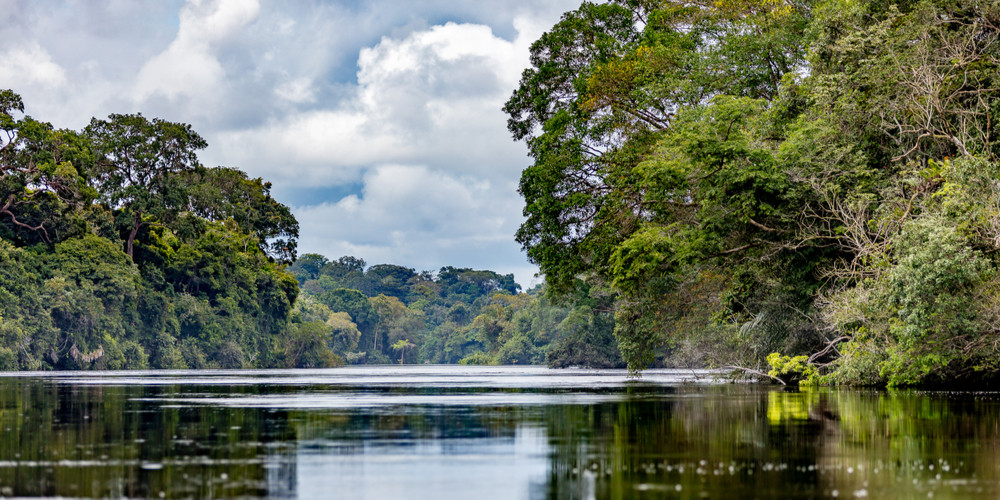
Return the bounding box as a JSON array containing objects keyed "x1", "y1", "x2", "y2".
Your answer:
[{"x1": 286, "y1": 254, "x2": 622, "y2": 367}]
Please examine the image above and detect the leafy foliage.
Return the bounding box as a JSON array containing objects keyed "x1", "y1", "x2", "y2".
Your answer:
[
  {"x1": 510, "y1": 0, "x2": 1000, "y2": 386},
  {"x1": 0, "y1": 91, "x2": 300, "y2": 370},
  {"x1": 287, "y1": 253, "x2": 623, "y2": 367}
]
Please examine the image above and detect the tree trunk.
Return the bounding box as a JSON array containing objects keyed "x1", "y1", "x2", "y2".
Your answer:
[{"x1": 126, "y1": 213, "x2": 142, "y2": 260}]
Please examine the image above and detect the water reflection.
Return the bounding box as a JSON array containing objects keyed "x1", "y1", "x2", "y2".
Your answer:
[{"x1": 0, "y1": 367, "x2": 999, "y2": 498}]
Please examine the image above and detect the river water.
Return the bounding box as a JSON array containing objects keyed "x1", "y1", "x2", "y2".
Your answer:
[{"x1": 1, "y1": 365, "x2": 999, "y2": 498}]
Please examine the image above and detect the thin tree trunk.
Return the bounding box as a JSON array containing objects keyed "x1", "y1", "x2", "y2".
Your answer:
[{"x1": 126, "y1": 212, "x2": 141, "y2": 260}]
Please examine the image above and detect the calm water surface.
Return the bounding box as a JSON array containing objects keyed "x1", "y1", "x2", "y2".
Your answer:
[{"x1": 1, "y1": 365, "x2": 999, "y2": 498}]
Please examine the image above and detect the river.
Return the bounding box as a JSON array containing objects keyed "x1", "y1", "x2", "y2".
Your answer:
[{"x1": 0, "y1": 365, "x2": 998, "y2": 498}]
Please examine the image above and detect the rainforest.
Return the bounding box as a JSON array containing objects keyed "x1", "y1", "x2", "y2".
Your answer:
[
  {"x1": 0, "y1": 89, "x2": 620, "y2": 371},
  {"x1": 2, "y1": 0, "x2": 1000, "y2": 388},
  {"x1": 504, "y1": 0, "x2": 1000, "y2": 387}
]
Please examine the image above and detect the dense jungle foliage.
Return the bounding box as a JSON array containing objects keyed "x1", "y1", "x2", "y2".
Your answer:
[
  {"x1": 0, "y1": 89, "x2": 620, "y2": 370},
  {"x1": 8, "y1": 0, "x2": 999, "y2": 387},
  {"x1": 506, "y1": 0, "x2": 1000, "y2": 386},
  {"x1": 0, "y1": 90, "x2": 301, "y2": 370},
  {"x1": 286, "y1": 254, "x2": 623, "y2": 367}
]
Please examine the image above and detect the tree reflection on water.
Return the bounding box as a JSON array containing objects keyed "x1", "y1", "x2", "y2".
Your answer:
[{"x1": 0, "y1": 369, "x2": 998, "y2": 498}]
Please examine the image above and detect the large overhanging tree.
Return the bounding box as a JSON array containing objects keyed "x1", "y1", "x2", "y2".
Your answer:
[
  {"x1": 509, "y1": 0, "x2": 1000, "y2": 385},
  {"x1": 505, "y1": 0, "x2": 815, "y2": 371}
]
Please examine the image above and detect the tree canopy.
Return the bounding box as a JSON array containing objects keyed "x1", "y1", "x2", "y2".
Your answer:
[
  {"x1": 287, "y1": 253, "x2": 623, "y2": 367},
  {"x1": 508, "y1": 0, "x2": 1000, "y2": 386},
  {"x1": 0, "y1": 90, "x2": 302, "y2": 370}
]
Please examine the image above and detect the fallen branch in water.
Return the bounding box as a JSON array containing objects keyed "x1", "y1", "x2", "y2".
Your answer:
[{"x1": 723, "y1": 365, "x2": 787, "y2": 386}]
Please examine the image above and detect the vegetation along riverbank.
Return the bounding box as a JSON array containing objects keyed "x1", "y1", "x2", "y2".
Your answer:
[
  {"x1": 3, "y1": 0, "x2": 1000, "y2": 388},
  {"x1": 503, "y1": 0, "x2": 1000, "y2": 387},
  {"x1": 0, "y1": 90, "x2": 621, "y2": 372}
]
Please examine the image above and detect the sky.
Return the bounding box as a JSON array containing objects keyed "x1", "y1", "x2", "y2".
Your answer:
[{"x1": 0, "y1": 0, "x2": 582, "y2": 287}]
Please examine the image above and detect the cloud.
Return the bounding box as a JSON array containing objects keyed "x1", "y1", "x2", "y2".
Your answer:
[
  {"x1": 213, "y1": 20, "x2": 535, "y2": 186},
  {"x1": 300, "y1": 165, "x2": 498, "y2": 244},
  {"x1": 294, "y1": 164, "x2": 537, "y2": 284},
  {"x1": 274, "y1": 77, "x2": 316, "y2": 104},
  {"x1": 210, "y1": 17, "x2": 557, "y2": 285},
  {"x1": 0, "y1": 42, "x2": 67, "y2": 89},
  {"x1": 0, "y1": 0, "x2": 582, "y2": 287},
  {"x1": 133, "y1": 0, "x2": 261, "y2": 112}
]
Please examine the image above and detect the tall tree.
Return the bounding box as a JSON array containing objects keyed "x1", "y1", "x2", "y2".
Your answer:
[
  {"x1": 506, "y1": 0, "x2": 815, "y2": 370},
  {"x1": 367, "y1": 264, "x2": 417, "y2": 298},
  {"x1": 85, "y1": 114, "x2": 207, "y2": 260},
  {"x1": 185, "y1": 166, "x2": 299, "y2": 264}
]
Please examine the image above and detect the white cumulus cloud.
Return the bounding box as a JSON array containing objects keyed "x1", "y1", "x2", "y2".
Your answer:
[
  {"x1": 214, "y1": 20, "x2": 534, "y2": 185},
  {"x1": 211, "y1": 17, "x2": 558, "y2": 285},
  {"x1": 0, "y1": 42, "x2": 67, "y2": 89},
  {"x1": 295, "y1": 164, "x2": 532, "y2": 282},
  {"x1": 0, "y1": 0, "x2": 581, "y2": 287},
  {"x1": 133, "y1": 0, "x2": 261, "y2": 110}
]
